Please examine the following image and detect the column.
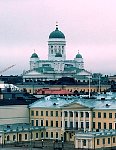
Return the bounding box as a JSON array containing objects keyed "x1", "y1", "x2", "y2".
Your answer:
[
  {"x1": 78, "y1": 111, "x2": 80, "y2": 129},
  {"x1": 67, "y1": 111, "x2": 70, "y2": 128},
  {"x1": 89, "y1": 111, "x2": 92, "y2": 131},
  {"x1": 86, "y1": 139, "x2": 89, "y2": 149},
  {"x1": 83, "y1": 111, "x2": 86, "y2": 132},
  {"x1": 81, "y1": 139, "x2": 83, "y2": 148},
  {"x1": 90, "y1": 139, "x2": 92, "y2": 149},
  {"x1": 62, "y1": 111, "x2": 64, "y2": 130},
  {"x1": 73, "y1": 111, "x2": 75, "y2": 128}
]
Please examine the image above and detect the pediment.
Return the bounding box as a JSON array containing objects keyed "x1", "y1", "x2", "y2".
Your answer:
[{"x1": 62, "y1": 102, "x2": 89, "y2": 109}]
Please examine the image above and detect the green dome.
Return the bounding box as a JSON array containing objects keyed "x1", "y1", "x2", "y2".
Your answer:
[
  {"x1": 76, "y1": 53, "x2": 82, "y2": 58},
  {"x1": 49, "y1": 26, "x2": 65, "y2": 39},
  {"x1": 55, "y1": 53, "x2": 62, "y2": 57},
  {"x1": 31, "y1": 53, "x2": 38, "y2": 58}
]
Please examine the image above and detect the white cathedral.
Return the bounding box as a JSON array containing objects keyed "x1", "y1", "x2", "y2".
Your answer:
[{"x1": 23, "y1": 24, "x2": 91, "y2": 82}]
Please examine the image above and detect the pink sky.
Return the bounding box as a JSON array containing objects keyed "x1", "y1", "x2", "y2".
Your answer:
[{"x1": 0, "y1": 0, "x2": 116, "y2": 75}]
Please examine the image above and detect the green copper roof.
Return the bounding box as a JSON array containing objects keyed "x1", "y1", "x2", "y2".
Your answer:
[
  {"x1": 49, "y1": 26, "x2": 65, "y2": 39},
  {"x1": 31, "y1": 53, "x2": 38, "y2": 58},
  {"x1": 55, "y1": 53, "x2": 62, "y2": 57},
  {"x1": 76, "y1": 53, "x2": 82, "y2": 58}
]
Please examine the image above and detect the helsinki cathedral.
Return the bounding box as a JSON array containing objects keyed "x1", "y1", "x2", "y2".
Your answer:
[{"x1": 23, "y1": 24, "x2": 91, "y2": 82}]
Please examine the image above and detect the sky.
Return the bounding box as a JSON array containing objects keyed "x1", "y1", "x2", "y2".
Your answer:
[{"x1": 0, "y1": 0, "x2": 116, "y2": 76}]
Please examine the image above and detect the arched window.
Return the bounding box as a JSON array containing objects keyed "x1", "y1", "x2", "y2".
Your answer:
[
  {"x1": 51, "y1": 50, "x2": 53, "y2": 54},
  {"x1": 13, "y1": 135, "x2": 16, "y2": 141},
  {"x1": 7, "y1": 135, "x2": 10, "y2": 141}
]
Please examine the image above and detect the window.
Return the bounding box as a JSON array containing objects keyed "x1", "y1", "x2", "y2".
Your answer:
[
  {"x1": 51, "y1": 121, "x2": 53, "y2": 127},
  {"x1": 103, "y1": 113, "x2": 106, "y2": 118},
  {"x1": 46, "y1": 132, "x2": 48, "y2": 138},
  {"x1": 104, "y1": 123, "x2": 106, "y2": 129},
  {"x1": 25, "y1": 134, "x2": 27, "y2": 140},
  {"x1": 41, "y1": 120, "x2": 43, "y2": 126},
  {"x1": 109, "y1": 123, "x2": 112, "y2": 129},
  {"x1": 56, "y1": 132, "x2": 58, "y2": 138},
  {"x1": 70, "y1": 122, "x2": 73, "y2": 128},
  {"x1": 31, "y1": 120, "x2": 34, "y2": 126},
  {"x1": 93, "y1": 122, "x2": 95, "y2": 128},
  {"x1": 81, "y1": 122, "x2": 83, "y2": 128},
  {"x1": 36, "y1": 120, "x2": 38, "y2": 126},
  {"x1": 46, "y1": 120, "x2": 48, "y2": 126},
  {"x1": 7, "y1": 135, "x2": 10, "y2": 141},
  {"x1": 115, "y1": 113, "x2": 116, "y2": 118},
  {"x1": 86, "y1": 122, "x2": 89, "y2": 128},
  {"x1": 51, "y1": 50, "x2": 53, "y2": 54},
  {"x1": 51, "y1": 132, "x2": 53, "y2": 138},
  {"x1": 108, "y1": 138, "x2": 110, "y2": 144},
  {"x1": 51, "y1": 111, "x2": 53, "y2": 116},
  {"x1": 41, "y1": 132, "x2": 43, "y2": 138},
  {"x1": 56, "y1": 111, "x2": 58, "y2": 117},
  {"x1": 64, "y1": 111, "x2": 68, "y2": 117},
  {"x1": 103, "y1": 138, "x2": 105, "y2": 144},
  {"x1": 56, "y1": 121, "x2": 58, "y2": 127},
  {"x1": 13, "y1": 135, "x2": 16, "y2": 141},
  {"x1": 109, "y1": 113, "x2": 112, "y2": 118},
  {"x1": 36, "y1": 133, "x2": 38, "y2": 138},
  {"x1": 98, "y1": 112, "x2": 101, "y2": 118},
  {"x1": 65, "y1": 121, "x2": 67, "y2": 127},
  {"x1": 98, "y1": 122, "x2": 101, "y2": 129},
  {"x1": 70, "y1": 112, "x2": 73, "y2": 117},
  {"x1": 46, "y1": 111, "x2": 48, "y2": 116},
  {"x1": 93, "y1": 112, "x2": 95, "y2": 118},
  {"x1": 36, "y1": 111, "x2": 38, "y2": 116},
  {"x1": 81, "y1": 112, "x2": 83, "y2": 117},
  {"x1": 31, "y1": 110, "x2": 34, "y2": 116},
  {"x1": 113, "y1": 137, "x2": 115, "y2": 143},
  {"x1": 83, "y1": 140, "x2": 86, "y2": 146},
  {"x1": 76, "y1": 112, "x2": 78, "y2": 117},
  {"x1": 86, "y1": 112, "x2": 89, "y2": 118},
  {"x1": 62, "y1": 50, "x2": 64, "y2": 54},
  {"x1": 97, "y1": 139, "x2": 99, "y2": 145},
  {"x1": 41, "y1": 111, "x2": 43, "y2": 116}
]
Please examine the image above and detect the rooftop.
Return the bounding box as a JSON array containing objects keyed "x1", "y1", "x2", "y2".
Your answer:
[
  {"x1": 29, "y1": 94, "x2": 116, "y2": 110},
  {"x1": 75, "y1": 129, "x2": 116, "y2": 138}
]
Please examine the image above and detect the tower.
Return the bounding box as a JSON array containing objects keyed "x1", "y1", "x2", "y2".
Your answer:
[
  {"x1": 30, "y1": 51, "x2": 39, "y2": 70},
  {"x1": 48, "y1": 23, "x2": 66, "y2": 61},
  {"x1": 74, "y1": 50, "x2": 84, "y2": 69}
]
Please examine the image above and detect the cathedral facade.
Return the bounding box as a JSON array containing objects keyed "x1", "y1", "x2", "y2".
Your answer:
[{"x1": 23, "y1": 24, "x2": 91, "y2": 82}]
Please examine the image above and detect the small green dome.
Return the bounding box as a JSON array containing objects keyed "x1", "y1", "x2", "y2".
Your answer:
[
  {"x1": 31, "y1": 53, "x2": 38, "y2": 58},
  {"x1": 55, "y1": 53, "x2": 62, "y2": 57},
  {"x1": 49, "y1": 25, "x2": 65, "y2": 39},
  {"x1": 76, "y1": 53, "x2": 82, "y2": 58}
]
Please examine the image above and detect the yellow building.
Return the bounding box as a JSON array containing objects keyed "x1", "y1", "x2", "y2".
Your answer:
[
  {"x1": 75, "y1": 130, "x2": 116, "y2": 149},
  {"x1": 29, "y1": 95, "x2": 93, "y2": 141},
  {"x1": 0, "y1": 123, "x2": 45, "y2": 145},
  {"x1": 29, "y1": 95, "x2": 116, "y2": 149}
]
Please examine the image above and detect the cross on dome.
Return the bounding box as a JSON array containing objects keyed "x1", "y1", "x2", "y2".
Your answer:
[{"x1": 56, "y1": 21, "x2": 58, "y2": 30}]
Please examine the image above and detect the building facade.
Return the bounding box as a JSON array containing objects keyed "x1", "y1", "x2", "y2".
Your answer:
[{"x1": 29, "y1": 95, "x2": 116, "y2": 149}]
